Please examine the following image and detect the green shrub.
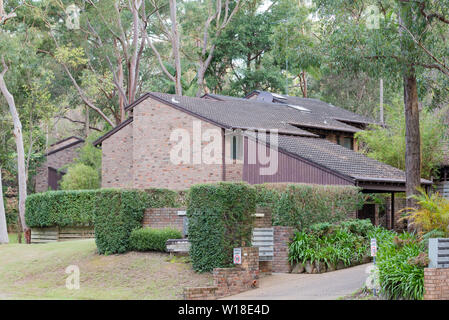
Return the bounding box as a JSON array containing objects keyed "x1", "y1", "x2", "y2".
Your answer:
[
  {"x1": 270, "y1": 184, "x2": 363, "y2": 230},
  {"x1": 187, "y1": 182, "x2": 256, "y2": 272},
  {"x1": 129, "y1": 227, "x2": 182, "y2": 252},
  {"x1": 93, "y1": 189, "x2": 148, "y2": 254},
  {"x1": 60, "y1": 163, "x2": 100, "y2": 190},
  {"x1": 339, "y1": 219, "x2": 375, "y2": 237},
  {"x1": 25, "y1": 188, "x2": 180, "y2": 255},
  {"x1": 369, "y1": 227, "x2": 426, "y2": 300}
]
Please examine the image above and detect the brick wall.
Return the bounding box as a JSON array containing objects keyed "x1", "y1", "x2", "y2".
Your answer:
[
  {"x1": 424, "y1": 268, "x2": 449, "y2": 300},
  {"x1": 254, "y1": 207, "x2": 272, "y2": 228},
  {"x1": 35, "y1": 141, "x2": 81, "y2": 192},
  {"x1": 184, "y1": 247, "x2": 259, "y2": 300},
  {"x1": 272, "y1": 226, "x2": 294, "y2": 273},
  {"x1": 142, "y1": 207, "x2": 186, "y2": 233},
  {"x1": 132, "y1": 97, "x2": 225, "y2": 190},
  {"x1": 102, "y1": 122, "x2": 134, "y2": 188}
]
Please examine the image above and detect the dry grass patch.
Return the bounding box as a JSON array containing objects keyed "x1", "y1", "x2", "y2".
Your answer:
[{"x1": 0, "y1": 239, "x2": 212, "y2": 299}]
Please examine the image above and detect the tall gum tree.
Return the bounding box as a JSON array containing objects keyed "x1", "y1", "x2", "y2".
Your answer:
[
  {"x1": 315, "y1": 0, "x2": 449, "y2": 214},
  {"x1": 0, "y1": 3, "x2": 28, "y2": 240}
]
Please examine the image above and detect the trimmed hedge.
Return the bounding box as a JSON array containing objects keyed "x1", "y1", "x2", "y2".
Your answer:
[
  {"x1": 187, "y1": 182, "x2": 256, "y2": 273},
  {"x1": 255, "y1": 183, "x2": 364, "y2": 231},
  {"x1": 129, "y1": 227, "x2": 182, "y2": 251},
  {"x1": 25, "y1": 188, "x2": 183, "y2": 254}
]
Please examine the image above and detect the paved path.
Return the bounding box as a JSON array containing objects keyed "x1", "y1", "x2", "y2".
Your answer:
[{"x1": 222, "y1": 263, "x2": 372, "y2": 300}]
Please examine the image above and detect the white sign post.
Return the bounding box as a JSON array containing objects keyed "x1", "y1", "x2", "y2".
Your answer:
[
  {"x1": 233, "y1": 248, "x2": 242, "y2": 265},
  {"x1": 370, "y1": 238, "x2": 377, "y2": 296}
]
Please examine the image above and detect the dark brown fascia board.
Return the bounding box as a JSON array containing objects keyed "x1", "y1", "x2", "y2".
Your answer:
[
  {"x1": 46, "y1": 140, "x2": 84, "y2": 156},
  {"x1": 243, "y1": 133, "x2": 356, "y2": 184},
  {"x1": 200, "y1": 93, "x2": 224, "y2": 101},
  {"x1": 50, "y1": 136, "x2": 84, "y2": 147},
  {"x1": 93, "y1": 117, "x2": 133, "y2": 147},
  {"x1": 288, "y1": 122, "x2": 360, "y2": 134},
  {"x1": 124, "y1": 93, "x2": 152, "y2": 112},
  {"x1": 354, "y1": 176, "x2": 433, "y2": 185}
]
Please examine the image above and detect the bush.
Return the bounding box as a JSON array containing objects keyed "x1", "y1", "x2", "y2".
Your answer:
[
  {"x1": 289, "y1": 220, "x2": 371, "y2": 269},
  {"x1": 187, "y1": 182, "x2": 256, "y2": 272},
  {"x1": 264, "y1": 184, "x2": 363, "y2": 230},
  {"x1": 129, "y1": 227, "x2": 182, "y2": 252},
  {"x1": 369, "y1": 227, "x2": 426, "y2": 300},
  {"x1": 400, "y1": 188, "x2": 449, "y2": 236},
  {"x1": 25, "y1": 188, "x2": 180, "y2": 254},
  {"x1": 60, "y1": 163, "x2": 100, "y2": 190},
  {"x1": 338, "y1": 219, "x2": 375, "y2": 237}
]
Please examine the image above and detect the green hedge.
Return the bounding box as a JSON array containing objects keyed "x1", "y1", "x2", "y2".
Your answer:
[
  {"x1": 187, "y1": 182, "x2": 256, "y2": 273},
  {"x1": 129, "y1": 227, "x2": 182, "y2": 252},
  {"x1": 25, "y1": 188, "x2": 183, "y2": 255},
  {"x1": 255, "y1": 183, "x2": 364, "y2": 231}
]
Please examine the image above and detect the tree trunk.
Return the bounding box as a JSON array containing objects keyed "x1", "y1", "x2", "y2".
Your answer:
[
  {"x1": 0, "y1": 58, "x2": 29, "y2": 238},
  {"x1": 403, "y1": 67, "x2": 421, "y2": 214},
  {"x1": 0, "y1": 168, "x2": 9, "y2": 244},
  {"x1": 170, "y1": 0, "x2": 182, "y2": 95}
]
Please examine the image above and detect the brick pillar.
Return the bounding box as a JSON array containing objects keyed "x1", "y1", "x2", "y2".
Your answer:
[
  {"x1": 272, "y1": 226, "x2": 294, "y2": 273},
  {"x1": 240, "y1": 247, "x2": 259, "y2": 272},
  {"x1": 424, "y1": 268, "x2": 449, "y2": 300}
]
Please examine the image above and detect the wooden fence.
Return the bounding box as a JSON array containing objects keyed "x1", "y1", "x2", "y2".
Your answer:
[{"x1": 31, "y1": 226, "x2": 94, "y2": 244}]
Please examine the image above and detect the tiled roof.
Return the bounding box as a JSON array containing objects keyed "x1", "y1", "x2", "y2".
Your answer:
[
  {"x1": 247, "y1": 132, "x2": 431, "y2": 184},
  {"x1": 247, "y1": 91, "x2": 377, "y2": 126},
  {"x1": 146, "y1": 92, "x2": 362, "y2": 135},
  {"x1": 146, "y1": 92, "x2": 318, "y2": 137}
]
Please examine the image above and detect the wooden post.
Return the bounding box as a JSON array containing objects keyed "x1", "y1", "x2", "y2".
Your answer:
[{"x1": 391, "y1": 192, "x2": 395, "y2": 230}]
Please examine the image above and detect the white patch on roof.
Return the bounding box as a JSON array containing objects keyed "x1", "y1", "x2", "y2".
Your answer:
[
  {"x1": 272, "y1": 93, "x2": 287, "y2": 100},
  {"x1": 287, "y1": 104, "x2": 311, "y2": 112}
]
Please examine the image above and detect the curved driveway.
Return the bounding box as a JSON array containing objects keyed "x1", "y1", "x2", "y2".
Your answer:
[{"x1": 222, "y1": 263, "x2": 372, "y2": 300}]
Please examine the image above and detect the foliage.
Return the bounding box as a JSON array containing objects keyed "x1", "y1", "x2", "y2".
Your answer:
[
  {"x1": 289, "y1": 219, "x2": 372, "y2": 268},
  {"x1": 400, "y1": 188, "x2": 449, "y2": 237},
  {"x1": 265, "y1": 184, "x2": 363, "y2": 230},
  {"x1": 129, "y1": 227, "x2": 182, "y2": 252},
  {"x1": 72, "y1": 132, "x2": 103, "y2": 174},
  {"x1": 59, "y1": 163, "x2": 100, "y2": 190},
  {"x1": 25, "y1": 188, "x2": 180, "y2": 254},
  {"x1": 187, "y1": 182, "x2": 256, "y2": 272},
  {"x1": 356, "y1": 99, "x2": 447, "y2": 179},
  {"x1": 370, "y1": 227, "x2": 426, "y2": 300}
]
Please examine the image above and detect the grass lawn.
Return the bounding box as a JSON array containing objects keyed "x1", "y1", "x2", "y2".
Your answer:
[{"x1": 0, "y1": 238, "x2": 213, "y2": 300}]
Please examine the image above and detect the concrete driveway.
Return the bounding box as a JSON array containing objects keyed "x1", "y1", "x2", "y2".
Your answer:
[{"x1": 222, "y1": 263, "x2": 372, "y2": 300}]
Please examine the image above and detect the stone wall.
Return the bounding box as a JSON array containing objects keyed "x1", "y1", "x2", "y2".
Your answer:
[
  {"x1": 424, "y1": 268, "x2": 449, "y2": 300},
  {"x1": 184, "y1": 247, "x2": 259, "y2": 300},
  {"x1": 272, "y1": 226, "x2": 294, "y2": 273},
  {"x1": 142, "y1": 207, "x2": 186, "y2": 233}
]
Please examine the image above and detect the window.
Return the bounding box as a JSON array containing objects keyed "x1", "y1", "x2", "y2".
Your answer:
[
  {"x1": 338, "y1": 136, "x2": 354, "y2": 150},
  {"x1": 230, "y1": 135, "x2": 243, "y2": 160}
]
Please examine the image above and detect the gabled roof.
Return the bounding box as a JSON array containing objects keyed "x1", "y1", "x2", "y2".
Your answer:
[
  {"x1": 245, "y1": 90, "x2": 377, "y2": 127},
  {"x1": 46, "y1": 136, "x2": 84, "y2": 156},
  {"x1": 93, "y1": 118, "x2": 133, "y2": 147},
  {"x1": 247, "y1": 131, "x2": 432, "y2": 186},
  {"x1": 126, "y1": 92, "x2": 319, "y2": 137}
]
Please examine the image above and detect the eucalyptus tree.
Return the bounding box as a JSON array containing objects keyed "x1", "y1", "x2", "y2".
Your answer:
[
  {"x1": 181, "y1": 0, "x2": 243, "y2": 97},
  {"x1": 0, "y1": 0, "x2": 29, "y2": 237},
  {"x1": 315, "y1": 0, "x2": 449, "y2": 210},
  {"x1": 204, "y1": 0, "x2": 285, "y2": 95},
  {"x1": 271, "y1": 0, "x2": 320, "y2": 97}
]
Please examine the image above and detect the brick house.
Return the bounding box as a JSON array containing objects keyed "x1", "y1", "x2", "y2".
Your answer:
[
  {"x1": 35, "y1": 136, "x2": 84, "y2": 192},
  {"x1": 93, "y1": 92, "x2": 432, "y2": 228}
]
